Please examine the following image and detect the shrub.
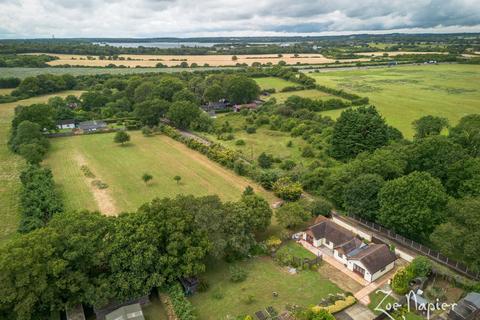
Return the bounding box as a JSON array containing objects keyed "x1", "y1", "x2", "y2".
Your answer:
[
  {"x1": 280, "y1": 159, "x2": 297, "y2": 171},
  {"x1": 235, "y1": 139, "x2": 246, "y2": 146},
  {"x1": 312, "y1": 296, "x2": 356, "y2": 314},
  {"x1": 244, "y1": 126, "x2": 255, "y2": 134},
  {"x1": 230, "y1": 265, "x2": 248, "y2": 283},
  {"x1": 273, "y1": 177, "x2": 303, "y2": 201},
  {"x1": 310, "y1": 199, "x2": 333, "y2": 217},
  {"x1": 197, "y1": 278, "x2": 209, "y2": 292},
  {"x1": 301, "y1": 146, "x2": 315, "y2": 158},
  {"x1": 80, "y1": 165, "x2": 95, "y2": 178},
  {"x1": 166, "y1": 284, "x2": 197, "y2": 320},
  {"x1": 391, "y1": 267, "x2": 414, "y2": 295},
  {"x1": 242, "y1": 294, "x2": 256, "y2": 305},
  {"x1": 258, "y1": 152, "x2": 274, "y2": 169},
  {"x1": 409, "y1": 256, "x2": 432, "y2": 277}
]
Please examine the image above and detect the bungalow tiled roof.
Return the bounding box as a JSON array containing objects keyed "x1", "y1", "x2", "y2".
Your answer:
[
  {"x1": 335, "y1": 238, "x2": 364, "y2": 256},
  {"x1": 306, "y1": 217, "x2": 356, "y2": 246},
  {"x1": 348, "y1": 244, "x2": 397, "y2": 274}
]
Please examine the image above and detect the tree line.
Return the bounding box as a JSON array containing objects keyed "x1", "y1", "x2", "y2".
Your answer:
[{"x1": 0, "y1": 191, "x2": 272, "y2": 319}]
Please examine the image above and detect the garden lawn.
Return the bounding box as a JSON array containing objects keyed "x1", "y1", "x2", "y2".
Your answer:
[
  {"x1": 254, "y1": 77, "x2": 298, "y2": 91},
  {"x1": 202, "y1": 113, "x2": 312, "y2": 165},
  {"x1": 0, "y1": 91, "x2": 83, "y2": 244},
  {"x1": 44, "y1": 131, "x2": 276, "y2": 214},
  {"x1": 310, "y1": 64, "x2": 480, "y2": 138},
  {"x1": 189, "y1": 257, "x2": 343, "y2": 320},
  {"x1": 270, "y1": 89, "x2": 336, "y2": 103}
]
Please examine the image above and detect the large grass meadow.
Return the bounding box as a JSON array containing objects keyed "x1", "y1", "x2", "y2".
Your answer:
[
  {"x1": 202, "y1": 113, "x2": 313, "y2": 165},
  {"x1": 310, "y1": 64, "x2": 480, "y2": 138},
  {"x1": 0, "y1": 91, "x2": 83, "y2": 244},
  {"x1": 44, "y1": 131, "x2": 276, "y2": 214}
]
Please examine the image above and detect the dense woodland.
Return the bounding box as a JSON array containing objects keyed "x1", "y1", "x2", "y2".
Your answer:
[{"x1": 0, "y1": 65, "x2": 480, "y2": 318}]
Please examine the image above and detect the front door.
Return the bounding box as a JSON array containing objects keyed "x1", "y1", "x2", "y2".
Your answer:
[
  {"x1": 306, "y1": 234, "x2": 314, "y2": 245},
  {"x1": 353, "y1": 264, "x2": 365, "y2": 277}
]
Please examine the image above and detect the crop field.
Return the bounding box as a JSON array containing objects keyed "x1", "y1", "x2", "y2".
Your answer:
[
  {"x1": 270, "y1": 89, "x2": 337, "y2": 103},
  {"x1": 189, "y1": 256, "x2": 342, "y2": 320},
  {"x1": 202, "y1": 113, "x2": 312, "y2": 165},
  {"x1": 311, "y1": 64, "x2": 480, "y2": 138},
  {"x1": 254, "y1": 77, "x2": 298, "y2": 91},
  {"x1": 44, "y1": 131, "x2": 276, "y2": 215},
  {"x1": 0, "y1": 67, "x2": 237, "y2": 79},
  {"x1": 22, "y1": 53, "x2": 369, "y2": 67},
  {"x1": 0, "y1": 91, "x2": 83, "y2": 244}
]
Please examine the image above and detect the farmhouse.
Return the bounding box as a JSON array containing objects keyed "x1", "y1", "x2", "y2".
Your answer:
[
  {"x1": 78, "y1": 120, "x2": 108, "y2": 132},
  {"x1": 303, "y1": 216, "x2": 397, "y2": 282},
  {"x1": 200, "y1": 99, "x2": 231, "y2": 112},
  {"x1": 56, "y1": 119, "x2": 76, "y2": 130}
]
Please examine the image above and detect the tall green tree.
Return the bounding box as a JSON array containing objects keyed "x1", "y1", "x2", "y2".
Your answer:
[
  {"x1": 412, "y1": 115, "x2": 448, "y2": 139},
  {"x1": 0, "y1": 211, "x2": 113, "y2": 319},
  {"x1": 449, "y1": 114, "x2": 480, "y2": 157},
  {"x1": 276, "y1": 202, "x2": 311, "y2": 229},
  {"x1": 225, "y1": 75, "x2": 260, "y2": 104},
  {"x1": 378, "y1": 171, "x2": 448, "y2": 241},
  {"x1": 406, "y1": 135, "x2": 466, "y2": 183},
  {"x1": 343, "y1": 173, "x2": 385, "y2": 221},
  {"x1": 431, "y1": 197, "x2": 480, "y2": 272},
  {"x1": 167, "y1": 101, "x2": 201, "y2": 129},
  {"x1": 134, "y1": 98, "x2": 170, "y2": 126},
  {"x1": 329, "y1": 106, "x2": 390, "y2": 161}
]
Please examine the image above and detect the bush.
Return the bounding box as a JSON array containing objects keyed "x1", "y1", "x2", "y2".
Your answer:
[
  {"x1": 280, "y1": 159, "x2": 297, "y2": 171},
  {"x1": 235, "y1": 139, "x2": 246, "y2": 146},
  {"x1": 197, "y1": 278, "x2": 209, "y2": 292},
  {"x1": 391, "y1": 267, "x2": 414, "y2": 295},
  {"x1": 273, "y1": 177, "x2": 303, "y2": 201},
  {"x1": 230, "y1": 265, "x2": 248, "y2": 283},
  {"x1": 310, "y1": 199, "x2": 333, "y2": 216},
  {"x1": 166, "y1": 284, "x2": 197, "y2": 320},
  {"x1": 245, "y1": 126, "x2": 256, "y2": 134},
  {"x1": 19, "y1": 166, "x2": 63, "y2": 233},
  {"x1": 301, "y1": 146, "x2": 315, "y2": 158},
  {"x1": 312, "y1": 296, "x2": 356, "y2": 314},
  {"x1": 409, "y1": 256, "x2": 432, "y2": 277}
]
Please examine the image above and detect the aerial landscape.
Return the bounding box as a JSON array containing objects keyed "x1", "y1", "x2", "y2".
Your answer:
[{"x1": 1, "y1": 1, "x2": 480, "y2": 320}]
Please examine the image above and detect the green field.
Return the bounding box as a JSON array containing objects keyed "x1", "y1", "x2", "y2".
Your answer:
[
  {"x1": 310, "y1": 64, "x2": 480, "y2": 138},
  {"x1": 254, "y1": 77, "x2": 298, "y2": 91},
  {"x1": 203, "y1": 113, "x2": 312, "y2": 165},
  {"x1": 44, "y1": 131, "x2": 276, "y2": 214},
  {"x1": 270, "y1": 89, "x2": 336, "y2": 103},
  {"x1": 0, "y1": 67, "x2": 238, "y2": 79},
  {"x1": 189, "y1": 257, "x2": 342, "y2": 320},
  {"x1": 0, "y1": 91, "x2": 83, "y2": 244}
]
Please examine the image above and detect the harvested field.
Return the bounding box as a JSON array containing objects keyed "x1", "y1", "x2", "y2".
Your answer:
[{"x1": 23, "y1": 53, "x2": 369, "y2": 67}]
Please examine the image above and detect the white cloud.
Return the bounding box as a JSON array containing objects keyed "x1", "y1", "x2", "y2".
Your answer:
[{"x1": 0, "y1": 0, "x2": 479, "y2": 38}]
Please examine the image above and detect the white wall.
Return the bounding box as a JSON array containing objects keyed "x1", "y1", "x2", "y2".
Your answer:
[
  {"x1": 371, "y1": 261, "x2": 395, "y2": 281},
  {"x1": 333, "y1": 250, "x2": 348, "y2": 264},
  {"x1": 331, "y1": 216, "x2": 372, "y2": 241}
]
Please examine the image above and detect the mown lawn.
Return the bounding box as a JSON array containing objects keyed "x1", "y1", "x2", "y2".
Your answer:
[
  {"x1": 254, "y1": 77, "x2": 298, "y2": 91},
  {"x1": 310, "y1": 64, "x2": 480, "y2": 138},
  {"x1": 0, "y1": 91, "x2": 83, "y2": 245},
  {"x1": 189, "y1": 257, "x2": 342, "y2": 320},
  {"x1": 44, "y1": 131, "x2": 276, "y2": 214}
]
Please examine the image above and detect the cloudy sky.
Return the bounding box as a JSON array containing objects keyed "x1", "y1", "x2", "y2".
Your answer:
[{"x1": 1, "y1": 0, "x2": 480, "y2": 38}]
